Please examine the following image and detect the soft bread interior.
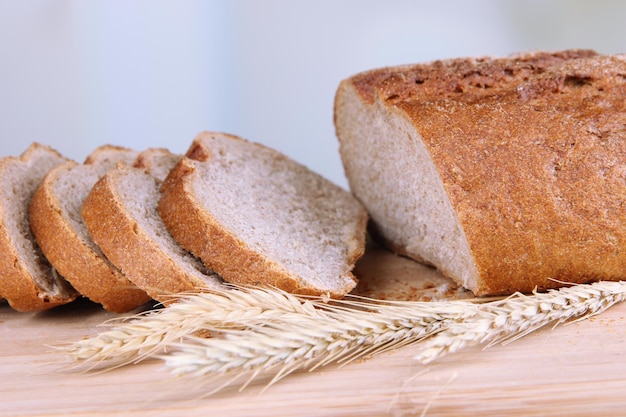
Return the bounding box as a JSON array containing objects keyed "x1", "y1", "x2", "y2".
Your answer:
[
  {"x1": 51, "y1": 162, "x2": 110, "y2": 256},
  {"x1": 51, "y1": 150, "x2": 138, "y2": 257},
  {"x1": 134, "y1": 148, "x2": 182, "y2": 182},
  {"x1": 336, "y1": 84, "x2": 479, "y2": 290}
]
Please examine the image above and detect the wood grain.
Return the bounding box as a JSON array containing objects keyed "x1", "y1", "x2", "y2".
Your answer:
[{"x1": 2, "y1": 251, "x2": 626, "y2": 416}]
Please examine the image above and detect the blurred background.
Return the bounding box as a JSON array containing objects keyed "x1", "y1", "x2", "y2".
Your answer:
[{"x1": 1, "y1": 0, "x2": 624, "y2": 188}]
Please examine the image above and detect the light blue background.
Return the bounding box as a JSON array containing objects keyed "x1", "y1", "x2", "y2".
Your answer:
[{"x1": 1, "y1": 0, "x2": 624, "y2": 188}]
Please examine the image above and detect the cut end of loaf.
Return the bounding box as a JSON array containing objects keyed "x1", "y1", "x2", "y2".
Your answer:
[{"x1": 335, "y1": 81, "x2": 479, "y2": 292}]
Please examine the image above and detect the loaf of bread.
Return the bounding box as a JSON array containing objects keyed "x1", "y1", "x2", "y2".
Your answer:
[
  {"x1": 0, "y1": 144, "x2": 78, "y2": 311},
  {"x1": 334, "y1": 50, "x2": 626, "y2": 296},
  {"x1": 158, "y1": 131, "x2": 368, "y2": 298},
  {"x1": 29, "y1": 145, "x2": 152, "y2": 312},
  {"x1": 82, "y1": 148, "x2": 223, "y2": 303}
]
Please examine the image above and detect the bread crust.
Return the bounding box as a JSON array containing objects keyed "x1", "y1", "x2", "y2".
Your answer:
[
  {"x1": 29, "y1": 160, "x2": 151, "y2": 313},
  {"x1": 82, "y1": 164, "x2": 221, "y2": 302},
  {"x1": 336, "y1": 50, "x2": 626, "y2": 295},
  {"x1": 0, "y1": 144, "x2": 78, "y2": 311}
]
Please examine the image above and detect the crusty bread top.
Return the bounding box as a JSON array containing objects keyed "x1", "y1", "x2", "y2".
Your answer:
[
  {"x1": 159, "y1": 131, "x2": 368, "y2": 298},
  {"x1": 29, "y1": 145, "x2": 151, "y2": 312},
  {"x1": 82, "y1": 148, "x2": 223, "y2": 302},
  {"x1": 336, "y1": 50, "x2": 626, "y2": 295},
  {"x1": 0, "y1": 143, "x2": 77, "y2": 311},
  {"x1": 348, "y1": 49, "x2": 598, "y2": 104}
]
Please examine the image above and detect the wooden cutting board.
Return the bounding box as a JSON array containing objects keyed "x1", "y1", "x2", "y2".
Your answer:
[{"x1": 2, "y1": 248, "x2": 626, "y2": 417}]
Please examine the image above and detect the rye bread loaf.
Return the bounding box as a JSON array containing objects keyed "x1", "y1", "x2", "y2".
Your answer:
[
  {"x1": 334, "y1": 50, "x2": 626, "y2": 296},
  {"x1": 82, "y1": 148, "x2": 223, "y2": 302},
  {"x1": 0, "y1": 143, "x2": 78, "y2": 311},
  {"x1": 29, "y1": 145, "x2": 152, "y2": 312},
  {"x1": 158, "y1": 131, "x2": 368, "y2": 298}
]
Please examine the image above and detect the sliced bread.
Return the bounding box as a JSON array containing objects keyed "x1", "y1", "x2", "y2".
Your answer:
[
  {"x1": 158, "y1": 131, "x2": 368, "y2": 298},
  {"x1": 0, "y1": 143, "x2": 78, "y2": 311},
  {"x1": 29, "y1": 145, "x2": 152, "y2": 312},
  {"x1": 351, "y1": 243, "x2": 474, "y2": 302},
  {"x1": 334, "y1": 50, "x2": 626, "y2": 295},
  {"x1": 133, "y1": 147, "x2": 181, "y2": 182},
  {"x1": 82, "y1": 148, "x2": 223, "y2": 303}
]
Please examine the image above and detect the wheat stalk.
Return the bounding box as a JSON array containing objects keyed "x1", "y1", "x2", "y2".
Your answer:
[
  {"x1": 414, "y1": 280, "x2": 626, "y2": 364},
  {"x1": 60, "y1": 281, "x2": 626, "y2": 393}
]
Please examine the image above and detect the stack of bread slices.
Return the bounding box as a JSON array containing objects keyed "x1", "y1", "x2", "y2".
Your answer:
[{"x1": 0, "y1": 132, "x2": 368, "y2": 312}]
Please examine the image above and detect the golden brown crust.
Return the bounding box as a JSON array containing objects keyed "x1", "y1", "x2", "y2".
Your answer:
[
  {"x1": 0, "y1": 226, "x2": 76, "y2": 312},
  {"x1": 82, "y1": 166, "x2": 214, "y2": 302},
  {"x1": 339, "y1": 51, "x2": 626, "y2": 295},
  {"x1": 0, "y1": 144, "x2": 78, "y2": 311},
  {"x1": 348, "y1": 49, "x2": 598, "y2": 105},
  {"x1": 29, "y1": 162, "x2": 151, "y2": 313}
]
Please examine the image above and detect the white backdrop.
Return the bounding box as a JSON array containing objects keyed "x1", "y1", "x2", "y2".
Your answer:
[{"x1": 1, "y1": 0, "x2": 624, "y2": 188}]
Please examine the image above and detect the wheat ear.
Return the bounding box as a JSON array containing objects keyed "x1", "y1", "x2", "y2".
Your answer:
[
  {"x1": 57, "y1": 286, "x2": 331, "y2": 367},
  {"x1": 414, "y1": 280, "x2": 626, "y2": 364}
]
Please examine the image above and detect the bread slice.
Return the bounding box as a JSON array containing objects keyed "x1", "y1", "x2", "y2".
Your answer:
[
  {"x1": 82, "y1": 148, "x2": 223, "y2": 302},
  {"x1": 158, "y1": 131, "x2": 368, "y2": 298},
  {"x1": 334, "y1": 50, "x2": 626, "y2": 296},
  {"x1": 0, "y1": 143, "x2": 78, "y2": 311},
  {"x1": 132, "y1": 147, "x2": 181, "y2": 183},
  {"x1": 351, "y1": 243, "x2": 473, "y2": 302},
  {"x1": 29, "y1": 145, "x2": 152, "y2": 312}
]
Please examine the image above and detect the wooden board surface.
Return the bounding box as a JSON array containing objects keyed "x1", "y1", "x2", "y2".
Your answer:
[{"x1": 2, "y1": 250, "x2": 626, "y2": 417}]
